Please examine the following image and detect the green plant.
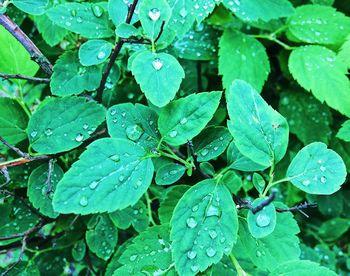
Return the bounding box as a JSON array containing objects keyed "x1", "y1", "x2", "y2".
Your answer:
[{"x1": 0, "y1": 0, "x2": 350, "y2": 275}]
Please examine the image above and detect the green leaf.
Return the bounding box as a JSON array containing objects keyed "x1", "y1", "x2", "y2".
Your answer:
[
  {"x1": 131, "y1": 50, "x2": 185, "y2": 107},
  {"x1": 109, "y1": 200, "x2": 148, "y2": 233},
  {"x1": 78, "y1": 40, "x2": 113, "y2": 66},
  {"x1": 108, "y1": 0, "x2": 140, "y2": 26},
  {"x1": 72, "y1": 240, "x2": 86, "y2": 262},
  {"x1": 50, "y1": 51, "x2": 102, "y2": 96},
  {"x1": 27, "y1": 163, "x2": 64, "y2": 218},
  {"x1": 318, "y1": 218, "x2": 350, "y2": 241},
  {"x1": 222, "y1": 0, "x2": 294, "y2": 22},
  {"x1": 269, "y1": 260, "x2": 338, "y2": 276},
  {"x1": 0, "y1": 97, "x2": 29, "y2": 145},
  {"x1": 219, "y1": 30, "x2": 270, "y2": 92},
  {"x1": 168, "y1": 0, "x2": 195, "y2": 37},
  {"x1": 287, "y1": 5, "x2": 350, "y2": 46},
  {"x1": 170, "y1": 179, "x2": 238, "y2": 275},
  {"x1": 311, "y1": 0, "x2": 334, "y2": 5},
  {"x1": 106, "y1": 103, "x2": 160, "y2": 150},
  {"x1": 227, "y1": 80, "x2": 289, "y2": 167},
  {"x1": 86, "y1": 215, "x2": 118, "y2": 260},
  {"x1": 338, "y1": 34, "x2": 350, "y2": 69},
  {"x1": 252, "y1": 173, "x2": 265, "y2": 194},
  {"x1": 47, "y1": 3, "x2": 113, "y2": 39},
  {"x1": 288, "y1": 45, "x2": 350, "y2": 117},
  {"x1": 158, "y1": 91, "x2": 222, "y2": 146},
  {"x1": 189, "y1": 1, "x2": 216, "y2": 23},
  {"x1": 27, "y1": 96, "x2": 105, "y2": 154},
  {"x1": 113, "y1": 225, "x2": 174, "y2": 275},
  {"x1": 247, "y1": 198, "x2": 276, "y2": 238},
  {"x1": 12, "y1": 0, "x2": 48, "y2": 15},
  {"x1": 238, "y1": 206, "x2": 300, "y2": 272},
  {"x1": 193, "y1": 126, "x2": 232, "y2": 162},
  {"x1": 0, "y1": 26, "x2": 39, "y2": 85},
  {"x1": 286, "y1": 142, "x2": 347, "y2": 195},
  {"x1": 34, "y1": 14, "x2": 68, "y2": 47},
  {"x1": 158, "y1": 185, "x2": 190, "y2": 224},
  {"x1": 279, "y1": 91, "x2": 332, "y2": 145},
  {"x1": 115, "y1": 23, "x2": 141, "y2": 38},
  {"x1": 336, "y1": 120, "x2": 350, "y2": 142},
  {"x1": 155, "y1": 163, "x2": 186, "y2": 185},
  {"x1": 53, "y1": 138, "x2": 154, "y2": 215}
]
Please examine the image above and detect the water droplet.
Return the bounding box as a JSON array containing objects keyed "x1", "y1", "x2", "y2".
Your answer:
[
  {"x1": 320, "y1": 176, "x2": 327, "y2": 183},
  {"x1": 187, "y1": 250, "x2": 197, "y2": 259},
  {"x1": 75, "y1": 133, "x2": 84, "y2": 142},
  {"x1": 92, "y1": 4, "x2": 104, "y2": 17},
  {"x1": 180, "y1": 117, "x2": 188, "y2": 125},
  {"x1": 206, "y1": 205, "x2": 221, "y2": 217},
  {"x1": 83, "y1": 123, "x2": 89, "y2": 130},
  {"x1": 152, "y1": 58, "x2": 163, "y2": 70},
  {"x1": 97, "y1": 51, "x2": 106, "y2": 60},
  {"x1": 110, "y1": 154, "x2": 120, "y2": 162},
  {"x1": 206, "y1": 248, "x2": 216, "y2": 257},
  {"x1": 201, "y1": 149, "x2": 209, "y2": 156},
  {"x1": 110, "y1": 109, "x2": 117, "y2": 116},
  {"x1": 186, "y1": 217, "x2": 198, "y2": 228},
  {"x1": 79, "y1": 196, "x2": 88, "y2": 207},
  {"x1": 76, "y1": 16, "x2": 83, "y2": 23},
  {"x1": 191, "y1": 265, "x2": 199, "y2": 272},
  {"x1": 148, "y1": 8, "x2": 161, "y2": 21},
  {"x1": 89, "y1": 181, "x2": 99, "y2": 190},
  {"x1": 126, "y1": 125, "x2": 144, "y2": 141},
  {"x1": 192, "y1": 205, "x2": 199, "y2": 212},
  {"x1": 256, "y1": 250, "x2": 262, "y2": 257},
  {"x1": 30, "y1": 130, "x2": 38, "y2": 138},
  {"x1": 179, "y1": 7, "x2": 187, "y2": 17},
  {"x1": 119, "y1": 175, "x2": 125, "y2": 182},
  {"x1": 302, "y1": 179, "x2": 310, "y2": 186},
  {"x1": 320, "y1": 166, "x2": 326, "y2": 172},
  {"x1": 169, "y1": 130, "x2": 178, "y2": 138},
  {"x1": 45, "y1": 128, "x2": 53, "y2": 136},
  {"x1": 65, "y1": 21, "x2": 72, "y2": 27},
  {"x1": 209, "y1": 230, "x2": 217, "y2": 239},
  {"x1": 129, "y1": 255, "x2": 137, "y2": 261},
  {"x1": 256, "y1": 213, "x2": 271, "y2": 228}
]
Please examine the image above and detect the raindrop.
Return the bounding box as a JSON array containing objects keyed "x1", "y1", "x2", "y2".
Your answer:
[
  {"x1": 119, "y1": 175, "x2": 125, "y2": 182},
  {"x1": 186, "y1": 217, "x2": 198, "y2": 228},
  {"x1": 191, "y1": 265, "x2": 199, "y2": 272},
  {"x1": 201, "y1": 149, "x2": 209, "y2": 156},
  {"x1": 169, "y1": 130, "x2": 178, "y2": 138},
  {"x1": 179, "y1": 7, "x2": 187, "y2": 18},
  {"x1": 209, "y1": 230, "x2": 217, "y2": 239},
  {"x1": 148, "y1": 8, "x2": 161, "y2": 21},
  {"x1": 180, "y1": 117, "x2": 188, "y2": 125},
  {"x1": 79, "y1": 196, "x2": 88, "y2": 207},
  {"x1": 302, "y1": 179, "x2": 310, "y2": 186},
  {"x1": 320, "y1": 166, "x2": 326, "y2": 172},
  {"x1": 30, "y1": 131, "x2": 38, "y2": 138},
  {"x1": 152, "y1": 58, "x2": 163, "y2": 71},
  {"x1": 89, "y1": 181, "x2": 99, "y2": 190},
  {"x1": 256, "y1": 250, "x2": 262, "y2": 257},
  {"x1": 126, "y1": 125, "x2": 144, "y2": 141},
  {"x1": 97, "y1": 51, "x2": 106, "y2": 60},
  {"x1": 110, "y1": 109, "x2": 117, "y2": 116},
  {"x1": 206, "y1": 205, "x2": 221, "y2": 217},
  {"x1": 75, "y1": 133, "x2": 84, "y2": 142},
  {"x1": 109, "y1": 154, "x2": 120, "y2": 162},
  {"x1": 129, "y1": 255, "x2": 137, "y2": 261},
  {"x1": 320, "y1": 176, "x2": 327, "y2": 183},
  {"x1": 192, "y1": 205, "x2": 199, "y2": 212},
  {"x1": 83, "y1": 123, "x2": 89, "y2": 130},
  {"x1": 65, "y1": 21, "x2": 72, "y2": 27},
  {"x1": 92, "y1": 4, "x2": 104, "y2": 17},
  {"x1": 187, "y1": 250, "x2": 197, "y2": 259},
  {"x1": 206, "y1": 248, "x2": 216, "y2": 257},
  {"x1": 45, "y1": 128, "x2": 53, "y2": 136},
  {"x1": 256, "y1": 213, "x2": 271, "y2": 228},
  {"x1": 76, "y1": 16, "x2": 83, "y2": 23}
]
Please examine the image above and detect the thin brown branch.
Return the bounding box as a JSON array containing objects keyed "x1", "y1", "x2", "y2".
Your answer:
[
  {"x1": 0, "y1": 73, "x2": 50, "y2": 83},
  {"x1": 0, "y1": 219, "x2": 45, "y2": 241},
  {"x1": 0, "y1": 14, "x2": 53, "y2": 75},
  {"x1": 0, "y1": 136, "x2": 30, "y2": 159},
  {"x1": 154, "y1": 21, "x2": 165, "y2": 43},
  {"x1": 276, "y1": 201, "x2": 318, "y2": 218}
]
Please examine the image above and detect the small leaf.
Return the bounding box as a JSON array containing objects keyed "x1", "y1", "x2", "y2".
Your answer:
[
  {"x1": 72, "y1": 240, "x2": 86, "y2": 262},
  {"x1": 252, "y1": 173, "x2": 265, "y2": 194},
  {"x1": 12, "y1": 0, "x2": 48, "y2": 15},
  {"x1": 338, "y1": 34, "x2": 350, "y2": 69},
  {"x1": 53, "y1": 138, "x2": 154, "y2": 215},
  {"x1": 108, "y1": 0, "x2": 140, "y2": 26},
  {"x1": 286, "y1": 142, "x2": 347, "y2": 195},
  {"x1": 170, "y1": 179, "x2": 238, "y2": 275},
  {"x1": 336, "y1": 120, "x2": 350, "y2": 142},
  {"x1": 27, "y1": 96, "x2": 105, "y2": 154},
  {"x1": 131, "y1": 50, "x2": 185, "y2": 107},
  {"x1": 115, "y1": 23, "x2": 141, "y2": 38},
  {"x1": 227, "y1": 80, "x2": 289, "y2": 167},
  {"x1": 78, "y1": 40, "x2": 113, "y2": 66},
  {"x1": 270, "y1": 260, "x2": 338, "y2": 276},
  {"x1": 247, "y1": 198, "x2": 276, "y2": 238},
  {"x1": 34, "y1": 14, "x2": 68, "y2": 47},
  {"x1": 158, "y1": 91, "x2": 222, "y2": 146},
  {"x1": 155, "y1": 163, "x2": 186, "y2": 185}
]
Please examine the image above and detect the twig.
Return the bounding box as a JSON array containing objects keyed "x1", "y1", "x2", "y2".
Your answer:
[
  {"x1": 0, "y1": 167, "x2": 10, "y2": 188},
  {"x1": 187, "y1": 140, "x2": 210, "y2": 178},
  {"x1": 251, "y1": 191, "x2": 276, "y2": 214},
  {"x1": 0, "y1": 136, "x2": 30, "y2": 159},
  {"x1": 1, "y1": 236, "x2": 27, "y2": 276},
  {"x1": 121, "y1": 37, "x2": 152, "y2": 45},
  {"x1": 0, "y1": 73, "x2": 50, "y2": 83},
  {"x1": 276, "y1": 201, "x2": 318, "y2": 218},
  {"x1": 0, "y1": 14, "x2": 53, "y2": 75},
  {"x1": 45, "y1": 159, "x2": 54, "y2": 195},
  {"x1": 234, "y1": 191, "x2": 276, "y2": 214},
  {"x1": 154, "y1": 21, "x2": 165, "y2": 43},
  {"x1": 96, "y1": 0, "x2": 139, "y2": 102}
]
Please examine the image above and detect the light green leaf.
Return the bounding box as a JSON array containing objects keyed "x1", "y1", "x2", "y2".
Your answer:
[
  {"x1": 47, "y1": 3, "x2": 113, "y2": 38},
  {"x1": 109, "y1": 200, "x2": 148, "y2": 233},
  {"x1": 53, "y1": 138, "x2": 154, "y2": 215},
  {"x1": 0, "y1": 26, "x2": 39, "y2": 85},
  {"x1": 0, "y1": 97, "x2": 29, "y2": 145},
  {"x1": 78, "y1": 40, "x2": 113, "y2": 66},
  {"x1": 158, "y1": 92, "x2": 222, "y2": 146},
  {"x1": 252, "y1": 173, "x2": 265, "y2": 194},
  {"x1": 287, "y1": 5, "x2": 350, "y2": 46},
  {"x1": 222, "y1": 0, "x2": 294, "y2": 22},
  {"x1": 113, "y1": 225, "x2": 174, "y2": 275},
  {"x1": 219, "y1": 30, "x2": 270, "y2": 92},
  {"x1": 115, "y1": 23, "x2": 141, "y2": 38},
  {"x1": 189, "y1": 0, "x2": 216, "y2": 23},
  {"x1": 86, "y1": 215, "x2": 118, "y2": 260},
  {"x1": 338, "y1": 34, "x2": 350, "y2": 69},
  {"x1": 27, "y1": 96, "x2": 105, "y2": 154},
  {"x1": 247, "y1": 198, "x2": 276, "y2": 239},
  {"x1": 288, "y1": 45, "x2": 350, "y2": 117},
  {"x1": 12, "y1": 0, "x2": 48, "y2": 15},
  {"x1": 227, "y1": 80, "x2": 289, "y2": 167},
  {"x1": 106, "y1": 103, "x2": 160, "y2": 150},
  {"x1": 336, "y1": 120, "x2": 350, "y2": 142},
  {"x1": 131, "y1": 50, "x2": 185, "y2": 107},
  {"x1": 269, "y1": 260, "x2": 338, "y2": 276},
  {"x1": 27, "y1": 163, "x2": 64, "y2": 218},
  {"x1": 50, "y1": 51, "x2": 102, "y2": 96},
  {"x1": 311, "y1": 0, "x2": 334, "y2": 5},
  {"x1": 34, "y1": 14, "x2": 68, "y2": 47},
  {"x1": 155, "y1": 163, "x2": 186, "y2": 185},
  {"x1": 168, "y1": 0, "x2": 195, "y2": 37},
  {"x1": 108, "y1": 0, "x2": 140, "y2": 26},
  {"x1": 170, "y1": 179, "x2": 238, "y2": 275},
  {"x1": 193, "y1": 126, "x2": 232, "y2": 162},
  {"x1": 286, "y1": 142, "x2": 347, "y2": 195},
  {"x1": 238, "y1": 206, "x2": 300, "y2": 272}
]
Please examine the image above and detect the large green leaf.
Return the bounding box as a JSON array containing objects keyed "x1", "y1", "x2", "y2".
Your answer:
[
  {"x1": 288, "y1": 45, "x2": 350, "y2": 117},
  {"x1": 0, "y1": 97, "x2": 29, "y2": 145},
  {"x1": 86, "y1": 215, "x2": 118, "y2": 260},
  {"x1": 27, "y1": 163, "x2": 64, "y2": 218},
  {"x1": 269, "y1": 260, "x2": 338, "y2": 276},
  {"x1": 227, "y1": 80, "x2": 289, "y2": 167},
  {"x1": 219, "y1": 30, "x2": 270, "y2": 92},
  {"x1": 53, "y1": 138, "x2": 154, "y2": 215},
  {"x1": 131, "y1": 50, "x2": 185, "y2": 107},
  {"x1": 27, "y1": 96, "x2": 105, "y2": 154},
  {"x1": 108, "y1": 0, "x2": 140, "y2": 26},
  {"x1": 286, "y1": 142, "x2": 347, "y2": 195},
  {"x1": 50, "y1": 51, "x2": 102, "y2": 96},
  {"x1": 170, "y1": 179, "x2": 238, "y2": 275},
  {"x1": 46, "y1": 3, "x2": 113, "y2": 38},
  {"x1": 287, "y1": 5, "x2": 350, "y2": 46},
  {"x1": 0, "y1": 26, "x2": 39, "y2": 85},
  {"x1": 168, "y1": 0, "x2": 195, "y2": 37},
  {"x1": 158, "y1": 91, "x2": 222, "y2": 146},
  {"x1": 78, "y1": 40, "x2": 113, "y2": 66},
  {"x1": 222, "y1": 0, "x2": 294, "y2": 22},
  {"x1": 189, "y1": 0, "x2": 216, "y2": 23},
  {"x1": 34, "y1": 14, "x2": 68, "y2": 47},
  {"x1": 12, "y1": 0, "x2": 48, "y2": 15}
]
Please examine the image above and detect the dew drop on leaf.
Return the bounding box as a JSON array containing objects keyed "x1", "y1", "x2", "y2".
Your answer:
[
  {"x1": 256, "y1": 213, "x2": 271, "y2": 228},
  {"x1": 75, "y1": 133, "x2": 84, "y2": 142},
  {"x1": 320, "y1": 165, "x2": 326, "y2": 172},
  {"x1": 126, "y1": 125, "x2": 144, "y2": 141},
  {"x1": 191, "y1": 265, "x2": 199, "y2": 272},
  {"x1": 148, "y1": 8, "x2": 161, "y2": 21},
  {"x1": 91, "y1": 4, "x2": 104, "y2": 18},
  {"x1": 83, "y1": 123, "x2": 89, "y2": 130},
  {"x1": 45, "y1": 128, "x2": 53, "y2": 136},
  {"x1": 192, "y1": 205, "x2": 199, "y2": 212},
  {"x1": 30, "y1": 130, "x2": 38, "y2": 138},
  {"x1": 186, "y1": 217, "x2": 198, "y2": 228},
  {"x1": 201, "y1": 148, "x2": 209, "y2": 156},
  {"x1": 129, "y1": 255, "x2": 137, "y2": 261},
  {"x1": 76, "y1": 16, "x2": 83, "y2": 23},
  {"x1": 152, "y1": 58, "x2": 163, "y2": 71},
  {"x1": 187, "y1": 250, "x2": 197, "y2": 259},
  {"x1": 302, "y1": 179, "x2": 310, "y2": 186},
  {"x1": 320, "y1": 176, "x2": 327, "y2": 183},
  {"x1": 110, "y1": 109, "x2": 117, "y2": 116},
  {"x1": 206, "y1": 247, "x2": 216, "y2": 257},
  {"x1": 89, "y1": 181, "x2": 99, "y2": 190},
  {"x1": 79, "y1": 196, "x2": 88, "y2": 207},
  {"x1": 256, "y1": 250, "x2": 262, "y2": 257},
  {"x1": 97, "y1": 51, "x2": 106, "y2": 60},
  {"x1": 180, "y1": 117, "x2": 188, "y2": 125},
  {"x1": 206, "y1": 204, "x2": 221, "y2": 217},
  {"x1": 169, "y1": 130, "x2": 178, "y2": 138},
  {"x1": 109, "y1": 154, "x2": 120, "y2": 162},
  {"x1": 209, "y1": 229, "x2": 217, "y2": 239}
]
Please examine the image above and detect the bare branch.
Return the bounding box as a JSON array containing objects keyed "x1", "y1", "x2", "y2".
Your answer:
[
  {"x1": 0, "y1": 73, "x2": 50, "y2": 83},
  {"x1": 154, "y1": 21, "x2": 165, "y2": 43},
  {"x1": 276, "y1": 201, "x2": 318, "y2": 218}
]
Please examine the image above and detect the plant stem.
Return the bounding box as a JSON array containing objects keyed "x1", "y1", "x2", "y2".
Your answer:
[
  {"x1": 229, "y1": 254, "x2": 250, "y2": 276},
  {"x1": 251, "y1": 33, "x2": 295, "y2": 50},
  {"x1": 145, "y1": 191, "x2": 156, "y2": 226},
  {"x1": 160, "y1": 150, "x2": 191, "y2": 168},
  {"x1": 0, "y1": 73, "x2": 50, "y2": 83}
]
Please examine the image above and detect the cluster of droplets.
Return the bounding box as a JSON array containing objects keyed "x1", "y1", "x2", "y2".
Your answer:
[
  {"x1": 301, "y1": 159, "x2": 327, "y2": 187},
  {"x1": 200, "y1": 136, "x2": 224, "y2": 157}
]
